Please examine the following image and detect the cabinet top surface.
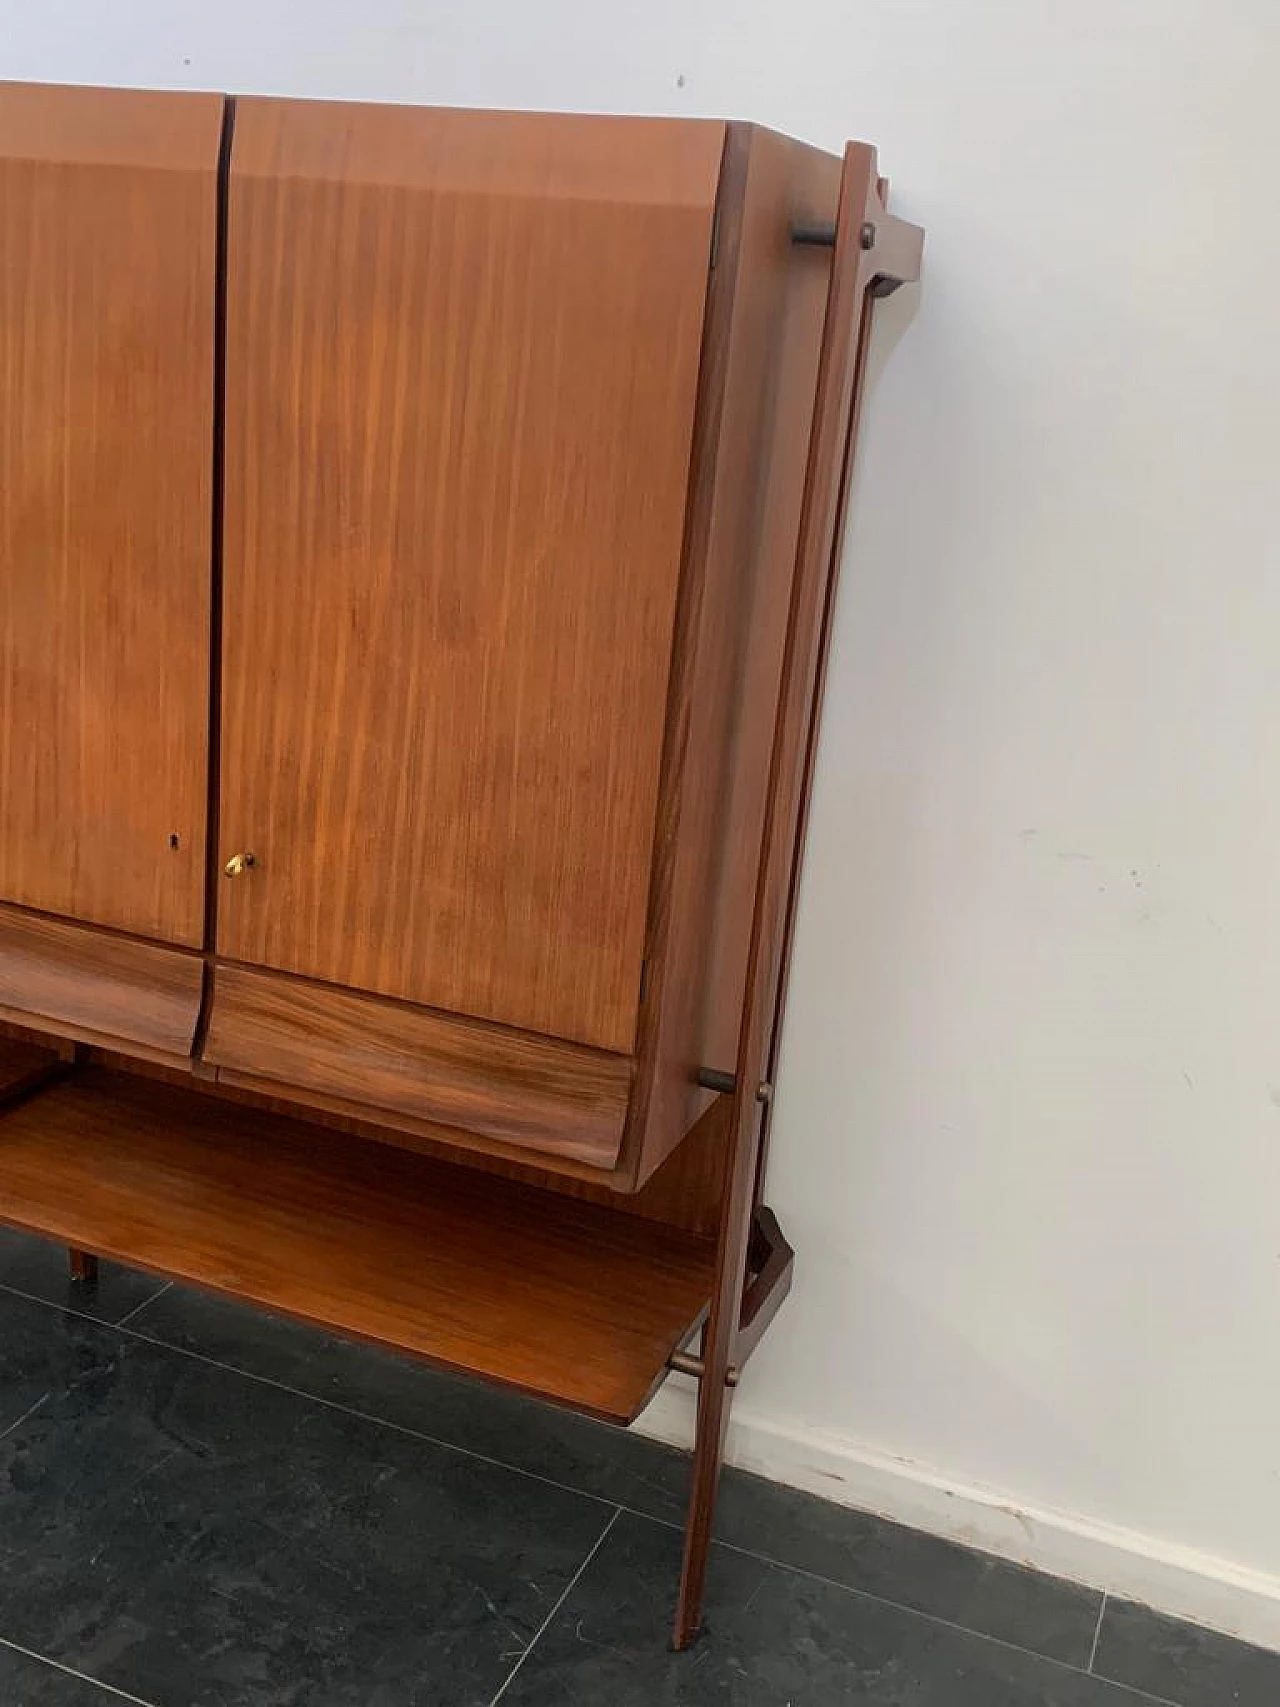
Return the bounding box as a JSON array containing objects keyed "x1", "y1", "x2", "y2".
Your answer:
[
  {"x1": 232, "y1": 98, "x2": 728, "y2": 200},
  {"x1": 0, "y1": 81, "x2": 224, "y2": 168}
]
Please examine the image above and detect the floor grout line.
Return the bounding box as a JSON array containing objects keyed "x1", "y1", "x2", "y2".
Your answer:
[
  {"x1": 670, "y1": 1540, "x2": 1183, "y2": 1705},
  {"x1": 0, "y1": 1390, "x2": 50, "y2": 1445},
  {"x1": 635, "y1": 1502, "x2": 1132, "y2": 1686},
  {"x1": 487, "y1": 1506, "x2": 622, "y2": 1705},
  {"x1": 0, "y1": 1274, "x2": 1194, "y2": 1705},
  {"x1": 0, "y1": 1634, "x2": 160, "y2": 1705},
  {"x1": 1088, "y1": 1591, "x2": 1108, "y2": 1672},
  {"x1": 114, "y1": 1280, "x2": 172, "y2": 1330}
]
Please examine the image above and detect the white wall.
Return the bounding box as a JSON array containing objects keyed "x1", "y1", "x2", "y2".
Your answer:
[{"x1": 8, "y1": 0, "x2": 1280, "y2": 1645}]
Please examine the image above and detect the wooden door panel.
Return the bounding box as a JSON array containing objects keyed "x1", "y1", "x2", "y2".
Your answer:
[
  {"x1": 220, "y1": 101, "x2": 723, "y2": 1050},
  {"x1": 0, "y1": 84, "x2": 222, "y2": 945}
]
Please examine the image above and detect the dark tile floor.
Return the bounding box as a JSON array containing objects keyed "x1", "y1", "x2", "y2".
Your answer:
[{"x1": 0, "y1": 1229, "x2": 1273, "y2": 1705}]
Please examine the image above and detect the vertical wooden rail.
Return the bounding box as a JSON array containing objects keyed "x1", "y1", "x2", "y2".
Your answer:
[
  {"x1": 68, "y1": 1042, "x2": 99, "y2": 1284},
  {"x1": 672, "y1": 146, "x2": 922, "y2": 1649}
]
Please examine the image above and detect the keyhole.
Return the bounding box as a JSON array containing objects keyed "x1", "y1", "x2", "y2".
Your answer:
[{"x1": 169, "y1": 833, "x2": 181, "y2": 850}]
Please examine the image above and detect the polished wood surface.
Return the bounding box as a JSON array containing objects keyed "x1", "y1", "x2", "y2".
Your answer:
[
  {"x1": 537, "y1": 1090, "x2": 732, "y2": 1233},
  {"x1": 628, "y1": 125, "x2": 842, "y2": 1184},
  {"x1": 704, "y1": 141, "x2": 845, "y2": 1086},
  {"x1": 0, "y1": 84, "x2": 222, "y2": 945},
  {"x1": 204, "y1": 963, "x2": 631, "y2": 1167},
  {"x1": 390, "y1": 1089, "x2": 732, "y2": 1233},
  {"x1": 219, "y1": 101, "x2": 724, "y2": 1050},
  {"x1": 0, "y1": 904, "x2": 204, "y2": 1057},
  {"x1": 89, "y1": 1043, "x2": 629, "y2": 1188},
  {"x1": 0, "y1": 1067, "x2": 714, "y2": 1422},
  {"x1": 82, "y1": 1037, "x2": 729, "y2": 1225}
]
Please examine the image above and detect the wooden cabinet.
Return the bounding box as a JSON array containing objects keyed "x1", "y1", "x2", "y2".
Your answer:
[{"x1": 0, "y1": 81, "x2": 921, "y2": 1647}]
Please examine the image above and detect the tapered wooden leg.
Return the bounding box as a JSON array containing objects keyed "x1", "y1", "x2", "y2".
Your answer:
[
  {"x1": 68, "y1": 1247, "x2": 98, "y2": 1284},
  {"x1": 672, "y1": 1339, "x2": 733, "y2": 1648}
]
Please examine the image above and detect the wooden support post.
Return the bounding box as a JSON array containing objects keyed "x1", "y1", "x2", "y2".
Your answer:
[
  {"x1": 672, "y1": 146, "x2": 921, "y2": 1650},
  {"x1": 68, "y1": 1247, "x2": 98, "y2": 1285}
]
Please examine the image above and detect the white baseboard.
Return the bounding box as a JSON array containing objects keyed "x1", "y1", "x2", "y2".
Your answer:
[{"x1": 636, "y1": 1381, "x2": 1280, "y2": 1654}]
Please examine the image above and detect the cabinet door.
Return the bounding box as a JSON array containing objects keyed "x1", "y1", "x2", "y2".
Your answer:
[
  {"x1": 220, "y1": 102, "x2": 723, "y2": 1051},
  {"x1": 0, "y1": 85, "x2": 221, "y2": 946}
]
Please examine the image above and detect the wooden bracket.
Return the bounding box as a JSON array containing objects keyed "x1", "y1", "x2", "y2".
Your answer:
[
  {"x1": 667, "y1": 1204, "x2": 794, "y2": 1385},
  {"x1": 791, "y1": 202, "x2": 923, "y2": 298},
  {"x1": 865, "y1": 208, "x2": 924, "y2": 297},
  {"x1": 735, "y1": 1206, "x2": 795, "y2": 1367}
]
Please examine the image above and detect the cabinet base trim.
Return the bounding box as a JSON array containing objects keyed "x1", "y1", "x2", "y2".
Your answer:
[
  {"x1": 0, "y1": 904, "x2": 203, "y2": 1059},
  {"x1": 203, "y1": 963, "x2": 632, "y2": 1168}
]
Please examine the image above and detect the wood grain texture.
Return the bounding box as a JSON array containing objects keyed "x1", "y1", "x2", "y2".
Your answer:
[
  {"x1": 219, "y1": 100, "x2": 724, "y2": 1050},
  {"x1": 0, "y1": 903, "x2": 203, "y2": 1056},
  {"x1": 0, "y1": 83, "x2": 222, "y2": 944},
  {"x1": 82, "y1": 1038, "x2": 729, "y2": 1228},
  {"x1": 0, "y1": 1021, "x2": 78, "y2": 1101},
  {"x1": 87, "y1": 1042, "x2": 625, "y2": 1186},
  {"x1": 626, "y1": 125, "x2": 842, "y2": 1185},
  {"x1": 0, "y1": 1004, "x2": 198, "y2": 1071},
  {"x1": 0, "y1": 1017, "x2": 75, "y2": 1061},
  {"x1": 203, "y1": 963, "x2": 631, "y2": 1167},
  {"x1": 0, "y1": 1066, "x2": 714, "y2": 1421},
  {"x1": 508, "y1": 1091, "x2": 732, "y2": 1236}
]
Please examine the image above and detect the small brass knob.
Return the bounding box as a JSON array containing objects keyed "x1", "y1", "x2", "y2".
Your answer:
[{"x1": 223, "y1": 852, "x2": 256, "y2": 879}]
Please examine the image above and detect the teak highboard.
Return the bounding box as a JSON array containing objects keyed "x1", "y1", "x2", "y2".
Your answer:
[{"x1": 0, "y1": 81, "x2": 922, "y2": 1646}]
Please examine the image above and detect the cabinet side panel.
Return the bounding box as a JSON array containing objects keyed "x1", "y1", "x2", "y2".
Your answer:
[
  {"x1": 630, "y1": 129, "x2": 842, "y2": 1186},
  {"x1": 700, "y1": 144, "x2": 843, "y2": 1083},
  {"x1": 0, "y1": 84, "x2": 221, "y2": 946}
]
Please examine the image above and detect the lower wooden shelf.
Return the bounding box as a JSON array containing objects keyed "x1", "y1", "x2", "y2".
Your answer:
[{"x1": 0, "y1": 1066, "x2": 715, "y2": 1423}]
